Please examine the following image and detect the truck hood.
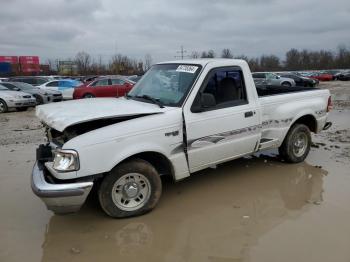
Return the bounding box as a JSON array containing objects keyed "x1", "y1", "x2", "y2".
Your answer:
[{"x1": 36, "y1": 97, "x2": 164, "y2": 132}]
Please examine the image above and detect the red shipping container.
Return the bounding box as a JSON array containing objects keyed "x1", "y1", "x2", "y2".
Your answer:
[
  {"x1": 0, "y1": 56, "x2": 18, "y2": 64},
  {"x1": 21, "y1": 63, "x2": 40, "y2": 73},
  {"x1": 19, "y1": 56, "x2": 40, "y2": 65}
]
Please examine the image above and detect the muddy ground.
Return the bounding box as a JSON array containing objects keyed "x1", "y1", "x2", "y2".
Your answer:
[{"x1": 0, "y1": 81, "x2": 349, "y2": 262}]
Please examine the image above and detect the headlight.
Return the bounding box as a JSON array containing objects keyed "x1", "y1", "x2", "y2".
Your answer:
[{"x1": 53, "y1": 149, "x2": 79, "y2": 172}]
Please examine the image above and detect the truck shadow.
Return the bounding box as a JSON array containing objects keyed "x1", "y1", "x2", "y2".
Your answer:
[{"x1": 40, "y1": 154, "x2": 326, "y2": 262}]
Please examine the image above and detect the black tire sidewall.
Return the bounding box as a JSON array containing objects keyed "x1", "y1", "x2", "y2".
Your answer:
[
  {"x1": 98, "y1": 159, "x2": 162, "y2": 218},
  {"x1": 280, "y1": 124, "x2": 311, "y2": 163},
  {"x1": 35, "y1": 95, "x2": 44, "y2": 105},
  {"x1": 83, "y1": 93, "x2": 94, "y2": 98},
  {"x1": 0, "y1": 99, "x2": 8, "y2": 113},
  {"x1": 282, "y1": 82, "x2": 291, "y2": 87}
]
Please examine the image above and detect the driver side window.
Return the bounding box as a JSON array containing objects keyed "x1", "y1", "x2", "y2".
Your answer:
[{"x1": 192, "y1": 67, "x2": 248, "y2": 112}]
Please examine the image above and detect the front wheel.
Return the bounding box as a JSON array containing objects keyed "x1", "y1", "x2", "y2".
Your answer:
[
  {"x1": 98, "y1": 159, "x2": 162, "y2": 218},
  {"x1": 0, "y1": 99, "x2": 8, "y2": 113},
  {"x1": 279, "y1": 124, "x2": 311, "y2": 163}
]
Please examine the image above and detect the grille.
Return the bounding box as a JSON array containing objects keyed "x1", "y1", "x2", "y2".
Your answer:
[
  {"x1": 22, "y1": 95, "x2": 31, "y2": 98},
  {"x1": 53, "y1": 94, "x2": 62, "y2": 97}
]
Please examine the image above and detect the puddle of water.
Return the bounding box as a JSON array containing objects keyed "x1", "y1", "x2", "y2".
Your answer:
[{"x1": 2, "y1": 149, "x2": 333, "y2": 262}]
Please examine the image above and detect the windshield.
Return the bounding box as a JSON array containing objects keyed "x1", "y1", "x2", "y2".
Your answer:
[
  {"x1": 128, "y1": 63, "x2": 202, "y2": 107},
  {"x1": 0, "y1": 84, "x2": 9, "y2": 90},
  {"x1": 13, "y1": 82, "x2": 36, "y2": 90}
]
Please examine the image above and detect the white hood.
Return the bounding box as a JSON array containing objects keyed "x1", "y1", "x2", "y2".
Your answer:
[{"x1": 36, "y1": 97, "x2": 164, "y2": 132}]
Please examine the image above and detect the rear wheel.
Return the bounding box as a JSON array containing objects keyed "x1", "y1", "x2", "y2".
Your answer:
[
  {"x1": 0, "y1": 99, "x2": 8, "y2": 113},
  {"x1": 281, "y1": 82, "x2": 292, "y2": 87},
  {"x1": 279, "y1": 124, "x2": 311, "y2": 163},
  {"x1": 98, "y1": 159, "x2": 162, "y2": 218},
  {"x1": 83, "y1": 93, "x2": 95, "y2": 98}
]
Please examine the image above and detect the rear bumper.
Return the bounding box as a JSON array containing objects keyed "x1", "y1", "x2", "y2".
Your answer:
[{"x1": 31, "y1": 161, "x2": 93, "y2": 214}]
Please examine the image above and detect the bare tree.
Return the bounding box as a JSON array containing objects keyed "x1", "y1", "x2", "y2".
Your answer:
[
  {"x1": 144, "y1": 54, "x2": 153, "y2": 71},
  {"x1": 75, "y1": 51, "x2": 91, "y2": 74},
  {"x1": 221, "y1": 48, "x2": 233, "y2": 58},
  {"x1": 190, "y1": 51, "x2": 200, "y2": 59},
  {"x1": 201, "y1": 50, "x2": 215, "y2": 58}
]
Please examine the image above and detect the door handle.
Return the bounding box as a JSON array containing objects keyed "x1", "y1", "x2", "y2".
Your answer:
[{"x1": 245, "y1": 111, "x2": 254, "y2": 118}]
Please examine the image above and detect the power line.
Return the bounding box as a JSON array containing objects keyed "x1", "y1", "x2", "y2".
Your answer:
[{"x1": 175, "y1": 45, "x2": 188, "y2": 60}]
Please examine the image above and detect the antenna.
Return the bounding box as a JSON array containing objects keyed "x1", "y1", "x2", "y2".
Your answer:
[{"x1": 175, "y1": 45, "x2": 188, "y2": 60}]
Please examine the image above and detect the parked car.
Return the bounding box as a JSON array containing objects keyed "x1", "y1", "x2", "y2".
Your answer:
[
  {"x1": 0, "y1": 84, "x2": 36, "y2": 113},
  {"x1": 252, "y1": 72, "x2": 295, "y2": 87},
  {"x1": 7, "y1": 76, "x2": 50, "y2": 86},
  {"x1": 338, "y1": 72, "x2": 350, "y2": 81},
  {"x1": 322, "y1": 70, "x2": 342, "y2": 80},
  {"x1": 1, "y1": 82, "x2": 63, "y2": 104},
  {"x1": 128, "y1": 75, "x2": 142, "y2": 83},
  {"x1": 0, "y1": 78, "x2": 8, "y2": 82},
  {"x1": 278, "y1": 73, "x2": 317, "y2": 87},
  {"x1": 32, "y1": 59, "x2": 332, "y2": 218},
  {"x1": 73, "y1": 77, "x2": 134, "y2": 99},
  {"x1": 309, "y1": 72, "x2": 333, "y2": 81},
  {"x1": 38, "y1": 79, "x2": 82, "y2": 100}
]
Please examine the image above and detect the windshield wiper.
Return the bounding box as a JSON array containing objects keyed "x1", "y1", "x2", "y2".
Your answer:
[{"x1": 134, "y1": 95, "x2": 164, "y2": 108}]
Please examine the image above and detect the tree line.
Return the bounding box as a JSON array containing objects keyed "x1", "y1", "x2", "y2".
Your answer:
[
  {"x1": 192, "y1": 45, "x2": 350, "y2": 72},
  {"x1": 47, "y1": 52, "x2": 152, "y2": 76},
  {"x1": 47, "y1": 45, "x2": 350, "y2": 75}
]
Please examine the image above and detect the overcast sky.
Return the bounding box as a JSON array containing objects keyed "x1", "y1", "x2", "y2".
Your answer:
[{"x1": 0, "y1": 0, "x2": 349, "y2": 63}]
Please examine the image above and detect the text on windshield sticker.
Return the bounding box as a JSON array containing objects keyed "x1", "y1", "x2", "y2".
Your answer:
[{"x1": 176, "y1": 65, "x2": 198, "y2": 74}]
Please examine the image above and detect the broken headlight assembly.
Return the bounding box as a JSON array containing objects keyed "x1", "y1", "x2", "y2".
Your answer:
[{"x1": 52, "y1": 149, "x2": 79, "y2": 172}]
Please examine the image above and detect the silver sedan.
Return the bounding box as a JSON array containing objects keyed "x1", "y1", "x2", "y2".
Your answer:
[{"x1": 0, "y1": 84, "x2": 36, "y2": 113}]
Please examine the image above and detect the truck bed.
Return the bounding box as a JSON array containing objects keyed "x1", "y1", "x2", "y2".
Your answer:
[
  {"x1": 256, "y1": 85, "x2": 317, "y2": 97},
  {"x1": 256, "y1": 85, "x2": 330, "y2": 149}
]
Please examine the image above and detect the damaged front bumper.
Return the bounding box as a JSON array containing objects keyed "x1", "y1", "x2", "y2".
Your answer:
[{"x1": 31, "y1": 161, "x2": 93, "y2": 214}]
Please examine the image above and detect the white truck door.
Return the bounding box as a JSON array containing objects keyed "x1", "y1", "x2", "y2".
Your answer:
[{"x1": 184, "y1": 67, "x2": 260, "y2": 173}]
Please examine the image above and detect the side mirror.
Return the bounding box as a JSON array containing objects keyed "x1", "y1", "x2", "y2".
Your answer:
[
  {"x1": 192, "y1": 93, "x2": 216, "y2": 113},
  {"x1": 276, "y1": 76, "x2": 280, "y2": 79},
  {"x1": 14, "y1": 87, "x2": 21, "y2": 91},
  {"x1": 201, "y1": 93, "x2": 216, "y2": 108}
]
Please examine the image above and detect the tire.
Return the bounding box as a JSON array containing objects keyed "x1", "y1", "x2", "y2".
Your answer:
[
  {"x1": 0, "y1": 99, "x2": 8, "y2": 113},
  {"x1": 83, "y1": 93, "x2": 95, "y2": 98},
  {"x1": 16, "y1": 107, "x2": 28, "y2": 112},
  {"x1": 35, "y1": 95, "x2": 44, "y2": 105},
  {"x1": 281, "y1": 82, "x2": 292, "y2": 87},
  {"x1": 98, "y1": 159, "x2": 162, "y2": 218},
  {"x1": 279, "y1": 124, "x2": 311, "y2": 163}
]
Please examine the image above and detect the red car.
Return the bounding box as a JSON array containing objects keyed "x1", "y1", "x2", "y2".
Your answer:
[
  {"x1": 73, "y1": 77, "x2": 135, "y2": 99},
  {"x1": 309, "y1": 73, "x2": 333, "y2": 81}
]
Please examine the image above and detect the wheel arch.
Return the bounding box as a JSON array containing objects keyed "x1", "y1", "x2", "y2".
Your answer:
[
  {"x1": 114, "y1": 151, "x2": 175, "y2": 180},
  {"x1": 291, "y1": 114, "x2": 317, "y2": 133}
]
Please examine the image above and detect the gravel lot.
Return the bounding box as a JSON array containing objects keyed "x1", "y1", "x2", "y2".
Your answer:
[{"x1": 0, "y1": 81, "x2": 350, "y2": 262}]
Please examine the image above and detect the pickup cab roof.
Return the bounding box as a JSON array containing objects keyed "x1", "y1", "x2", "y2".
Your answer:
[{"x1": 157, "y1": 59, "x2": 247, "y2": 67}]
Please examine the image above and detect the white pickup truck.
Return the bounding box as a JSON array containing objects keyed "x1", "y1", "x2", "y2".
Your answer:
[{"x1": 31, "y1": 59, "x2": 332, "y2": 218}]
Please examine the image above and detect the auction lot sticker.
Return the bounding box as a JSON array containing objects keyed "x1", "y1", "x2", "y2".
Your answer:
[{"x1": 176, "y1": 65, "x2": 198, "y2": 73}]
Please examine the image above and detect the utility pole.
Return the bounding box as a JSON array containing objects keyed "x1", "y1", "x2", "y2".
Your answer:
[{"x1": 175, "y1": 45, "x2": 188, "y2": 60}]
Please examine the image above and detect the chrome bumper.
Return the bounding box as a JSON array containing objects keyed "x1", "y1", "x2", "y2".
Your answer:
[{"x1": 31, "y1": 161, "x2": 93, "y2": 214}]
